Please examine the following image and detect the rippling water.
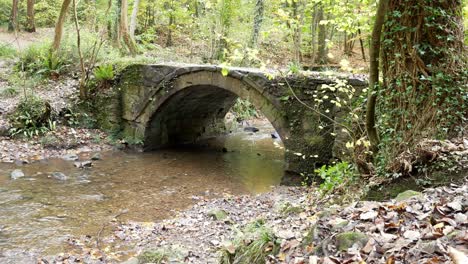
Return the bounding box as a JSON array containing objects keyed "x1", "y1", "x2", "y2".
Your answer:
[{"x1": 0, "y1": 126, "x2": 284, "y2": 262}]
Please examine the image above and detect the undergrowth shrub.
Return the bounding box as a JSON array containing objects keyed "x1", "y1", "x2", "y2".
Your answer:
[
  {"x1": 230, "y1": 98, "x2": 259, "y2": 122},
  {"x1": 16, "y1": 41, "x2": 70, "y2": 78},
  {"x1": 94, "y1": 64, "x2": 114, "y2": 89},
  {"x1": 314, "y1": 161, "x2": 356, "y2": 195},
  {"x1": 0, "y1": 42, "x2": 16, "y2": 58},
  {"x1": 219, "y1": 219, "x2": 279, "y2": 264},
  {"x1": 8, "y1": 96, "x2": 56, "y2": 137}
]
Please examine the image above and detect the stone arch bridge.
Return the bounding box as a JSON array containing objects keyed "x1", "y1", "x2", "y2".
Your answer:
[{"x1": 99, "y1": 64, "x2": 366, "y2": 172}]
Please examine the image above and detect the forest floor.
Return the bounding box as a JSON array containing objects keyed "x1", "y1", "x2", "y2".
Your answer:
[
  {"x1": 1, "y1": 31, "x2": 467, "y2": 264},
  {"x1": 42, "y1": 177, "x2": 467, "y2": 264},
  {"x1": 0, "y1": 56, "x2": 114, "y2": 163}
]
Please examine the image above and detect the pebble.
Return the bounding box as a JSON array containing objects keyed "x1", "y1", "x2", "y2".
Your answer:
[{"x1": 10, "y1": 169, "x2": 25, "y2": 179}]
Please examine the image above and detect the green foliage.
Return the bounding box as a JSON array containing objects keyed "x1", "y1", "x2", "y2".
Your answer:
[
  {"x1": 287, "y1": 61, "x2": 301, "y2": 74},
  {"x1": 230, "y1": 98, "x2": 258, "y2": 121},
  {"x1": 0, "y1": 87, "x2": 19, "y2": 97},
  {"x1": 16, "y1": 41, "x2": 69, "y2": 78},
  {"x1": 94, "y1": 64, "x2": 114, "y2": 81},
  {"x1": 219, "y1": 219, "x2": 279, "y2": 264},
  {"x1": 0, "y1": 42, "x2": 16, "y2": 58},
  {"x1": 376, "y1": 0, "x2": 467, "y2": 175},
  {"x1": 315, "y1": 162, "x2": 356, "y2": 194},
  {"x1": 36, "y1": 51, "x2": 68, "y2": 78},
  {"x1": 8, "y1": 96, "x2": 56, "y2": 138}
]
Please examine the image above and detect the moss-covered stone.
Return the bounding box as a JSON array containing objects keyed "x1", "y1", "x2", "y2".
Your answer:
[
  {"x1": 208, "y1": 209, "x2": 228, "y2": 221},
  {"x1": 335, "y1": 232, "x2": 368, "y2": 251},
  {"x1": 278, "y1": 202, "x2": 304, "y2": 215},
  {"x1": 395, "y1": 190, "x2": 422, "y2": 202}
]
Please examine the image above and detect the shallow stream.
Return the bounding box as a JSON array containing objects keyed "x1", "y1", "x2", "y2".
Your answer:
[{"x1": 0, "y1": 125, "x2": 285, "y2": 262}]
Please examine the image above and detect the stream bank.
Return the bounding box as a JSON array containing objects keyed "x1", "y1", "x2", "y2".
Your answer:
[{"x1": 39, "y1": 177, "x2": 467, "y2": 264}]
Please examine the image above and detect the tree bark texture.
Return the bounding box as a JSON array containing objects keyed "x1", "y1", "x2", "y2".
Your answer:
[
  {"x1": 129, "y1": 0, "x2": 140, "y2": 38},
  {"x1": 8, "y1": 0, "x2": 19, "y2": 32},
  {"x1": 52, "y1": 0, "x2": 72, "y2": 51},
  {"x1": 26, "y1": 0, "x2": 36, "y2": 32}
]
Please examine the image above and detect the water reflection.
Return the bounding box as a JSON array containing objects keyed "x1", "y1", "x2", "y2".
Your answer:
[{"x1": 0, "y1": 126, "x2": 284, "y2": 261}]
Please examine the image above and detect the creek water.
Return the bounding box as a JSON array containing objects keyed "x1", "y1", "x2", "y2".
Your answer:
[{"x1": 0, "y1": 124, "x2": 285, "y2": 262}]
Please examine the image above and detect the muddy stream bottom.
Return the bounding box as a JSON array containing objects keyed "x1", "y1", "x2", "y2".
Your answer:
[{"x1": 0, "y1": 126, "x2": 285, "y2": 262}]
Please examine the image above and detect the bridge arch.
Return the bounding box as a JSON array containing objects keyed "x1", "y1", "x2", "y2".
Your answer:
[
  {"x1": 140, "y1": 70, "x2": 288, "y2": 150},
  {"x1": 107, "y1": 64, "x2": 367, "y2": 173}
]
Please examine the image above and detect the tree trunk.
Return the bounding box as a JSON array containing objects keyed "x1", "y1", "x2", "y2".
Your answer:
[
  {"x1": 166, "y1": 12, "x2": 174, "y2": 47},
  {"x1": 72, "y1": 0, "x2": 87, "y2": 99},
  {"x1": 378, "y1": 0, "x2": 466, "y2": 170},
  {"x1": 8, "y1": 0, "x2": 19, "y2": 32},
  {"x1": 292, "y1": 0, "x2": 303, "y2": 63},
  {"x1": 120, "y1": 0, "x2": 137, "y2": 55},
  {"x1": 52, "y1": 0, "x2": 72, "y2": 51},
  {"x1": 26, "y1": 0, "x2": 36, "y2": 32},
  {"x1": 365, "y1": 0, "x2": 388, "y2": 151},
  {"x1": 129, "y1": 0, "x2": 140, "y2": 38},
  {"x1": 309, "y1": 5, "x2": 318, "y2": 63},
  {"x1": 113, "y1": 0, "x2": 122, "y2": 46},
  {"x1": 315, "y1": 6, "x2": 327, "y2": 64},
  {"x1": 358, "y1": 28, "x2": 366, "y2": 61},
  {"x1": 249, "y1": 0, "x2": 264, "y2": 48}
]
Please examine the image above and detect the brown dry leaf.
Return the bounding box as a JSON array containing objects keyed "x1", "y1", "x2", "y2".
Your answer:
[{"x1": 385, "y1": 255, "x2": 395, "y2": 264}]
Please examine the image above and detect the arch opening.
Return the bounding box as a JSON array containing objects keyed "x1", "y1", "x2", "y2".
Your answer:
[{"x1": 144, "y1": 84, "x2": 283, "y2": 151}]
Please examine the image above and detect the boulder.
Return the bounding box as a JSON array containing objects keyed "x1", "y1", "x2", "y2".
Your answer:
[{"x1": 395, "y1": 190, "x2": 422, "y2": 202}]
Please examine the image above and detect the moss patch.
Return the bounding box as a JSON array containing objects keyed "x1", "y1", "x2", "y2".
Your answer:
[{"x1": 335, "y1": 232, "x2": 368, "y2": 251}]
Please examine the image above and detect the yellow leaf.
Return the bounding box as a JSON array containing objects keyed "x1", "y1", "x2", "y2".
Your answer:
[{"x1": 221, "y1": 68, "x2": 229, "y2": 76}]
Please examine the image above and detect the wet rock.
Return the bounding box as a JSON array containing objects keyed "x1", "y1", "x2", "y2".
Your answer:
[
  {"x1": 91, "y1": 153, "x2": 102, "y2": 160},
  {"x1": 335, "y1": 232, "x2": 369, "y2": 251},
  {"x1": 395, "y1": 190, "x2": 422, "y2": 202},
  {"x1": 0, "y1": 125, "x2": 10, "y2": 136},
  {"x1": 74, "y1": 161, "x2": 93, "y2": 169},
  {"x1": 62, "y1": 154, "x2": 79, "y2": 161},
  {"x1": 10, "y1": 169, "x2": 25, "y2": 179},
  {"x1": 244, "y1": 127, "x2": 259, "y2": 133},
  {"x1": 51, "y1": 172, "x2": 68, "y2": 181}
]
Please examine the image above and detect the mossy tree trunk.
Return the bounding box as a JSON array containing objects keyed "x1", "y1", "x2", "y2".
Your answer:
[
  {"x1": 249, "y1": 0, "x2": 264, "y2": 48},
  {"x1": 365, "y1": 0, "x2": 388, "y2": 152},
  {"x1": 120, "y1": 0, "x2": 138, "y2": 55},
  {"x1": 315, "y1": 6, "x2": 327, "y2": 65},
  {"x1": 378, "y1": 0, "x2": 466, "y2": 172}
]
